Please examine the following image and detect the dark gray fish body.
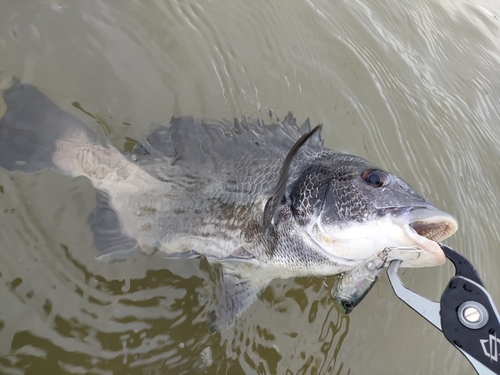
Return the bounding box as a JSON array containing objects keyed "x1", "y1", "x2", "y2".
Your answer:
[{"x1": 0, "y1": 80, "x2": 457, "y2": 330}]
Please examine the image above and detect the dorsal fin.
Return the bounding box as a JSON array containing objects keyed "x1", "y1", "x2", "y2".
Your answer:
[
  {"x1": 298, "y1": 118, "x2": 311, "y2": 134},
  {"x1": 263, "y1": 125, "x2": 322, "y2": 232}
]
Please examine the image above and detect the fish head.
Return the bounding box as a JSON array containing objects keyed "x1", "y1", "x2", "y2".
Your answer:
[{"x1": 289, "y1": 152, "x2": 457, "y2": 268}]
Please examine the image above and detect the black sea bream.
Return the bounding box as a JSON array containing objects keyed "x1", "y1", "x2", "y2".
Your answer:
[{"x1": 0, "y1": 80, "x2": 457, "y2": 329}]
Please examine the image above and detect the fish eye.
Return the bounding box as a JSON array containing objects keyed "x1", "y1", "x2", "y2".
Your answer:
[
  {"x1": 342, "y1": 301, "x2": 354, "y2": 313},
  {"x1": 361, "y1": 169, "x2": 389, "y2": 187}
]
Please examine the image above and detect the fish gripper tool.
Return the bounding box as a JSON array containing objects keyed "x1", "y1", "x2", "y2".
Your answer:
[{"x1": 388, "y1": 243, "x2": 500, "y2": 375}]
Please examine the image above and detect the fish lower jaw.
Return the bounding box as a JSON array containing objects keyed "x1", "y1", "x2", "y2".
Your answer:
[
  {"x1": 310, "y1": 214, "x2": 454, "y2": 268},
  {"x1": 396, "y1": 225, "x2": 447, "y2": 267}
]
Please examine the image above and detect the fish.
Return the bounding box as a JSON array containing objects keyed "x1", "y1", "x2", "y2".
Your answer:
[
  {"x1": 331, "y1": 246, "x2": 420, "y2": 313},
  {"x1": 331, "y1": 249, "x2": 389, "y2": 314},
  {"x1": 0, "y1": 79, "x2": 458, "y2": 330}
]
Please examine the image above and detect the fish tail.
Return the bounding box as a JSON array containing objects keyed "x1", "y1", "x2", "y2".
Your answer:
[{"x1": 0, "y1": 78, "x2": 97, "y2": 173}]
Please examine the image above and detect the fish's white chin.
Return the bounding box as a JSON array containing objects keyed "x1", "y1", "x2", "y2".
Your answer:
[{"x1": 310, "y1": 208, "x2": 458, "y2": 269}]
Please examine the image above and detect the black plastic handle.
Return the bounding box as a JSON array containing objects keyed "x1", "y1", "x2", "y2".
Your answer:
[{"x1": 439, "y1": 244, "x2": 500, "y2": 374}]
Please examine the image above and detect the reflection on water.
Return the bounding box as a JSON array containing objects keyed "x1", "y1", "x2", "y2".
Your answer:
[
  {"x1": 1, "y1": 0, "x2": 500, "y2": 373},
  {"x1": 216, "y1": 278, "x2": 350, "y2": 374},
  {"x1": 0, "y1": 171, "x2": 350, "y2": 374},
  {"x1": 0, "y1": 174, "x2": 209, "y2": 374}
]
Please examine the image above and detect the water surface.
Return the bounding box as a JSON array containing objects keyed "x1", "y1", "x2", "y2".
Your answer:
[{"x1": 1, "y1": 0, "x2": 500, "y2": 374}]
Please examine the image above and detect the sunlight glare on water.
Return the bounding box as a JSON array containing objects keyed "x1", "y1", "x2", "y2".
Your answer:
[{"x1": 1, "y1": 0, "x2": 500, "y2": 374}]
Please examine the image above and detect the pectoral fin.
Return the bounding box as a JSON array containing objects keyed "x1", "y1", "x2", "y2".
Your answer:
[{"x1": 208, "y1": 267, "x2": 271, "y2": 331}]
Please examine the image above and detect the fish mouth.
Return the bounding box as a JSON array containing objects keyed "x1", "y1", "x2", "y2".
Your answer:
[
  {"x1": 394, "y1": 208, "x2": 458, "y2": 267},
  {"x1": 409, "y1": 216, "x2": 457, "y2": 243}
]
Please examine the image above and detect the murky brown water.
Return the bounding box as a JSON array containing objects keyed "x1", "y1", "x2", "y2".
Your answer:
[{"x1": 1, "y1": 0, "x2": 500, "y2": 374}]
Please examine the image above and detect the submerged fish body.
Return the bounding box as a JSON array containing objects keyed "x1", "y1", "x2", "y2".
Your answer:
[{"x1": 0, "y1": 80, "x2": 458, "y2": 329}]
